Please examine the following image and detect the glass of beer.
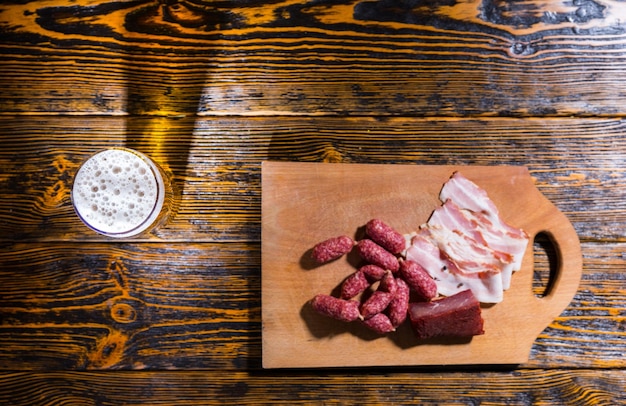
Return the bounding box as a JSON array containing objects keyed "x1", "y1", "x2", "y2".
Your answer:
[{"x1": 71, "y1": 147, "x2": 172, "y2": 238}]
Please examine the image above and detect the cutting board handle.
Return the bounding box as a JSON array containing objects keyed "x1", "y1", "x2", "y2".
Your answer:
[{"x1": 526, "y1": 198, "x2": 582, "y2": 323}]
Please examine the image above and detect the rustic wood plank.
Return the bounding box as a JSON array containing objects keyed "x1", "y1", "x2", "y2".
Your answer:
[
  {"x1": 2, "y1": 1, "x2": 626, "y2": 116},
  {"x1": 0, "y1": 116, "x2": 623, "y2": 242},
  {"x1": 528, "y1": 242, "x2": 626, "y2": 369},
  {"x1": 0, "y1": 241, "x2": 622, "y2": 370},
  {"x1": 1, "y1": 369, "x2": 624, "y2": 405},
  {"x1": 0, "y1": 1, "x2": 623, "y2": 404},
  {"x1": 0, "y1": 242, "x2": 261, "y2": 371}
]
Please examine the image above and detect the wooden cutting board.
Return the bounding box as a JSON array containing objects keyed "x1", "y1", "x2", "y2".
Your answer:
[{"x1": 261, "y1": 161, "x2": 582, "y2": 368}]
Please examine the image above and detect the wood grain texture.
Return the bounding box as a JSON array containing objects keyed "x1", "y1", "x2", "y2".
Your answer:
[
  {"x1": 0, "y1": 241, "x2": 622, "y2": 370},
  {"x1": 2, "y1": 0, "x2": 626, "y2": 117},
  {"x1": 0, "y1": 116, "x2": 623, "y2": 242},
  {"x1": 1, "y1": 0, "x2": 625, "y2": 403},
  {"x1": 0, "y1": 369, "x2": 624, "y2": 405},
  {"x1": 0, "y1": 242, "x2": 261, "y2": 370}
]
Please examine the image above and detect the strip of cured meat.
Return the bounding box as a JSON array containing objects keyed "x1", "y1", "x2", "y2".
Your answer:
[
  {"x1": 405, "y1": 172, "x2": 529, "y2": 303},
  {"x1": 405, "y1": 230, "x2": 505, "y2": 303},
  {"x1": 408, "y1": 289, "x2": 484, "y2": 339},
  {"x1": 427, "y1": 199, "x2": 519, "y2": 290},
  {"x1": 439, "y1": 172, "x2": 529, "y2": 248}
]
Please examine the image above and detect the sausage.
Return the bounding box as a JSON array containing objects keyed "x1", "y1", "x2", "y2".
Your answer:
[
  {"x1": 360, "y1": 290, "x2": 394, "y2": 320},
  {"x1": 387, "y1": 278, "x2": 410, "y2": 328},
  {"x1": 365, "y1": 218, "x2": 406, "y2": 255},
  {"x1": 360, "y1": 264, "x2": 387, "y2": 282},
  {"x1": 362, "y1": 313, "x2": 395, "y2": 334},
  {"x1": 340, "y1": 270, "x2": 370, "y2": 299},
  {"x1": 379, "y1": 271, "x2": 397, "y2": 296},
  {"x1": 399, "y1": 260, "x2": 438, "y2": 301},
  {"x1": 311, "y1": 235, "x2": 354, "y2": 264},
  {"x1": 355, "y1": 239, "x2": 400, "y2": 273},
  {"x1": 310, "y1": 294, "x2": 360, "y2": 322}
]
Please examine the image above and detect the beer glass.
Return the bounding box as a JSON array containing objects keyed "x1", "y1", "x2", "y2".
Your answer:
[{"x1": 71, "y1": 148, "x2": 172, "y2": 238}]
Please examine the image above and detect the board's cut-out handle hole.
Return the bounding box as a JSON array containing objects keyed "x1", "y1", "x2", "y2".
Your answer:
[{"x1": 532, "y1": 231, "x2": 559, "y2": 298}]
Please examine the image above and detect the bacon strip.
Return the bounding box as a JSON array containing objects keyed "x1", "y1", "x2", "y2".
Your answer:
[
  {"x1": 404, "y1": 172, "x2": 529, "y2": 303},
  {"x1": 428, "y1": 199, "x2": 525, "y2": 289},
  {"x1": 405, "y1": 231, "x2": 505, "y2": 303},
  {"x1": 438, "y1": 173, "x2": 529, "y2": 289},
  {"x1": 440, "y1": 172, "x2": 529, "y2": 242}
]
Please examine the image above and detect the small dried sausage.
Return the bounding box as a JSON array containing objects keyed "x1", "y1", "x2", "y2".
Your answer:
[
  {"x1": 360, "y1": 264, "x2": 387, "y2": 282},
  {"x1": 360, "y1": 290, "x2": 394, "y2": 320},
  {"x1": 399, "y1": 260, "x2": 438, "y2": 301},
  {"x1": 362, "y1": 313, "x2": 396, "y2": 334},
  {"x1": 356, "y1": 239, "x2": 400, "y2": 273},
  {"x1": 379, "y1": 271, "x2": 397, "y2": 296},
  {"x1": 311, "y1": 235, "x2": 354, "y2": 264},
  {"x1": 387, "y1": 278, "x2": 410, "y2": 328},
  {"x1": 365, "y1": 218, "x2": 406, "y2": 254},
  {"x1": 340, "y1": 270, "x2": 370, "y2": 299},
  {"x1": 310, "y1": 294, "x2": 360, "y2": 322}
]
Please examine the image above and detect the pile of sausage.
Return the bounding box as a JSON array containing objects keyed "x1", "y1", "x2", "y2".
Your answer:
[{"x1": 310, "y1": 219, "x2": 440, "y2": 335}]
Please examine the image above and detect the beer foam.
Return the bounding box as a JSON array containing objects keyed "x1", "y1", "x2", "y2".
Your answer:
[{"x1": 72, "y1": 148, "x2": 165, "y2": 237}]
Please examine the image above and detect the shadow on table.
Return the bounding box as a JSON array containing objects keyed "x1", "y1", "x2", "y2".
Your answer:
[
  {"x1": 122, "y1": 56, "x2": 206, "y2": 201},
  {"x1": 120, "y1": 3, "x2": 220, "y2": 224}
]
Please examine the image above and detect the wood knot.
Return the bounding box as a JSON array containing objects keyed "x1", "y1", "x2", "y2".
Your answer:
[
  {"x1": 163, "y1": 2, "x2": 217, "y2": 28},
  {"x1": 509, "y1": 42, "x2": 535, "y2": 57},
  {"x1": 110, "y1": 302, "x2": 137, "y2": 324},
  {"x1": 88, "y1": 331, "x2": 128, "y2": 368}
]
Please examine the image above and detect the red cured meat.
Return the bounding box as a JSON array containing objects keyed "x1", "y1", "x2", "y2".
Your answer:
[
  {"x1": 340, "y1": 270, "x2": 370, "y2": 299},
  {"x1": 356, "y1": 239, "x2": 400, "y2": 273},
  {"x1": 360, "y1": 264, "x2": 387, "y2": 282},
  {"x1": 311, "y1": 235, "x2": 354, "y2": 264},
  {"x1": 360, "y1": 290, "x2": 394, "y2": 320},
  {"x1": 311, "y1": 294, "x2": 360, "y2": 323},
  {"x1": 408, "y1": 290, "x2": 484, "y2": 340},
  {"x1": 362, "y1": 313, "x2": 395, "y2": 334},
  {"x1": 379, "y1": 271, "x2": 397, "y2": 295},
  {"x1": 365, "y1": 218, "x2": 406, "y2": 254},
  {"x1": 387, "y1": 278, "x2": 410, "y2": 328},
  {"x1": 399, "y1": 259, "x2": 438, "y2": 301}
]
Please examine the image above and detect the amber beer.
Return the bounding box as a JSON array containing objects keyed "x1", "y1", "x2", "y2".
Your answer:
[{"x1": 72, "y1": 148, "x2": 171, "y2": 237}]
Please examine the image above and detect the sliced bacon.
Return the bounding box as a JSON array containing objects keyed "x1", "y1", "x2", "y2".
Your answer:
[
  {"x1": 439, "y1": 172, "x2": 500, "y2": 218},
  {"x1": 438, "y1": 173, "x2": 529, "y2": 290},
  {"x1": 428, "y1": 199, "x2": 488, "y2": 245},
  {"x1": 421, "y1": 225, "x2": 506, "y2": 276},
  {"x1": 405, "y1": 231, "x2": 504, "y2": 303},
  {"x1": 439, "y1": 172, "x2": 529, "y2": 242},
  {"x1": 404, "y1": 172, "x2": 529, "y2": 303},
  {"x1": 428, "y1": 199, "x2": 524, "y2": 290},
  {"x1": 468, "y1": 210, "x2": 528, "y2": 269}
]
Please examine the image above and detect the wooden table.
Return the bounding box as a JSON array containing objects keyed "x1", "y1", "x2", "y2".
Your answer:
[{"x1": 1, "y1": 0, "x2": 624, "y2": 404}]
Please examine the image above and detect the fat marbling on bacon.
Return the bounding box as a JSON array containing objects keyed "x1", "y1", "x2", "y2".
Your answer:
[{"x1": 404, "y1": 172, "x2": 529, "y2": 303}]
